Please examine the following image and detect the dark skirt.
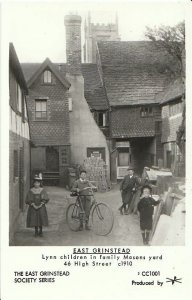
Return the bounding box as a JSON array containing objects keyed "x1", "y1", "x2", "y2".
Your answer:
[
  {"x1": 26, "y1": 206, "x2": 49, "y2": 227},
  {"x1": 140, "y1": 215, "x2": 153, "y2": 231}
]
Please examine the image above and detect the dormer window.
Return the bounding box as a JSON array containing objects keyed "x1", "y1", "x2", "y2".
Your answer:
[
  {"x1": 43, "y1": 70, "x2": 52, "y2": 83},
  {"x1": 141, "y1": 107, "x2": 153, "y2": 117}
]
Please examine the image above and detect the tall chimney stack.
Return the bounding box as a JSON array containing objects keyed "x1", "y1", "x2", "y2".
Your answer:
[{"x1": 64, "y1": 14, "x2": 82, "y2": 75}]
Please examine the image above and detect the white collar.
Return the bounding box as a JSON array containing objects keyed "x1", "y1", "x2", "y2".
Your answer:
[{"x1": 80, "y1": 178, "x2": 86, "y2": 182}]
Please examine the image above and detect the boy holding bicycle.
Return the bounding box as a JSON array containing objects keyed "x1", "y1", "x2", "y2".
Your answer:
[{"x1": 71, "y1": 170, "x2": 97, "y2": 231}]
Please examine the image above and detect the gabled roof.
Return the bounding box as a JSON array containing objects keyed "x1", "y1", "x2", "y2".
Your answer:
[
  {"x1": 22, "y1": 63, "x2": 108, "y2": 110},
  {"x1": 9, "y1": 43, "x2": 28, "y2": 93},
  {"x1": 97, "y1": 41, "x2": 180, "y2": 106},
  {"x1": 155, "y1": 77, "x2": 184, "y2": 105},
  {"x1": 26, "y1": 58, "x2": 71, "y2": 89}
]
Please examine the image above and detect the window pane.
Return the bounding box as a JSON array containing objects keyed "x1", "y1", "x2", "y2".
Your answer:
[
  {"x1": 41, "y1": 112, "x2": 47, "y2": 119},
  {"x1": 47, "y1": 71, "x2": 52, "y2": 83},
  {"x1": 98, "y1": 113, "x2": 104, "y2": 126},
  {"x1": 35, "y1": 112, "x2": 42, "y2": 119},
  {"x1": 35, "y1": 101, "x2": 41, "y2": 111},
  {"x1": 41, "y1": 101, "x2": 47, "y2": 111},
  {"x1": 43, "y1": 70, "x2": 52, "y2": 83},
  {"x1": 118, "y1": 152, "x2": 129, "y2": 166}
]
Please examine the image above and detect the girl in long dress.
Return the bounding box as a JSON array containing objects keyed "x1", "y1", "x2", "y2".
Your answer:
[{"x1": 26, "y1": 175, "x2": 49, "y2": 237}]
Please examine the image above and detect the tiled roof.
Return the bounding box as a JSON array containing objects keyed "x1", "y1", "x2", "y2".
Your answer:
[
  {"x1": 9, "y1": 43, "x2": 28, "y2": 93},
  {"x1": 97, "y1": 41, "x2": 179, "y2": 106},
  {"x1": 21, "y1": 63, "x2": 108, "y2": 110},
  {"x1": 111, "y1": 107, "x2": 156, "y2": 138},
  {"x1": 27, "y1": 58, "x2": 70, "y2": 89},
  {"x1": 155, "y1": 77, "x2": 184, "y2": 105}
]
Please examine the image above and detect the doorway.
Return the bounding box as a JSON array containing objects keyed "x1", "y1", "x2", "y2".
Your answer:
[{"x1": 46, "y1": 147, "x2": 59, "y2": 171}]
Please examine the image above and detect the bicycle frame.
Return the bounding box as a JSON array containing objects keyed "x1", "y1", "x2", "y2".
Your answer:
[
  {"x1": 75, "y1": 188, "x2": 96, "y2": 217},
  {"x1": 67, "y1": 186, "x2": 114, "y2": 235}
]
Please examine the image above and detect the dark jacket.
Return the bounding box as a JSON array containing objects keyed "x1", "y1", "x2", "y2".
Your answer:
[
  {"x1": 137, "y1": 196, "x2": 160, "y2": 230},
  {"x1": 137, "y1": 197, "x2": 160, "y2": 217},
  {"x1": 120, "y1": 175, "x2": 140, "y2": 204}
]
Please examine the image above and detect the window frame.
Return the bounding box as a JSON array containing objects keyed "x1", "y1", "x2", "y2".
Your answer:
[
  {"x1": 140, "y1": 106, "x2": 153, "y2": 118},
  {"x1": 13, "y1": 150, "x2": 19, "y2": 181},
  {"x1": 43, "y1": 70, "x2": 52, "y2": 84},
  {"x1": 16, "y1": 83, "x2": 22, "y2": 113},
  {"x1": 35, "y1": 99, "x2": 48, "y2": 120}
]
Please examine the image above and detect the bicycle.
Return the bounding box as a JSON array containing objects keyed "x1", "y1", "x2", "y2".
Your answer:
[{"x1": 66, "y1": 187, "x2": 114, "y2": 236}]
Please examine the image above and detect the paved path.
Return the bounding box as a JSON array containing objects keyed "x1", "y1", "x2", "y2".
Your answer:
[{"x1": 13, "y1": 186, "x2": 143, "y2": 246}]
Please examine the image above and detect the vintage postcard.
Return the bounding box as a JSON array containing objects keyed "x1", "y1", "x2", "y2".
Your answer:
[{"x1": 0, "y1": 0, "x2": 192, "y2": 299}]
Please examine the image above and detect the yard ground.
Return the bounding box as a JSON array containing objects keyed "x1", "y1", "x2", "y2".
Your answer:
[{"x1": 13, "y1": 186, "x2": 143, "y2": 246}]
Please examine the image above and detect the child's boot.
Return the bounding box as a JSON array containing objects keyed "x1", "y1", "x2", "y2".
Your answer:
[
  {"x1": 145, "y1": 232, "x2": 150, "y2": 245},
  {"x1": 39, "y1": 226, "x2": 43, "y2": 237},
  {"x1": 142, "y1": 232, "x2": 146, "y2": 245},
  {"x1": 34, "y1": 226, "x2": 38, "y2": 237},
  {"x1": 85, "y1": 220, "x2": 90, "y2": 230},
  {"x1": 118, "y1": 205, "x2": 123, "y2": 215}
]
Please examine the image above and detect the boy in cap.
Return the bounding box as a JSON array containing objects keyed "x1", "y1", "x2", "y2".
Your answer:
[
  {"x1": 119, "y1": 166, "x2": 140, "y2": 215},
  {"x1": 71, "y1": 170, "x2": 97, "y2": 231}
]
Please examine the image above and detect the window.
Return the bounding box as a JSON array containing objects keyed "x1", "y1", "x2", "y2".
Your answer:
[
  {"x1": 92, "y1": 111, "x2": 108, "y2": 127},
  {"x1": 16, "y1": 83, "x2": 22, "y2": 113},
  {"x1": 43, "y1": 70, "x2": 52, "y2": 83},
  {"x1": 141, "y1": 107, "x2": 153, "y2": 117},
  {"x1": 87, "y1": 147, "x2": 106, "y2": 161},
  {"x1": 13, "y1": 150, "x2": 19, "y2": 180},
  {"x1": 118, "y1": 148, "x2": 130, "y2": 166},
  {"x1": 24, "y1": 98, "x2": 28, "y2": 119},
  {"x1": 98, "y1": 112, "x2": 106, "y2": 127},
  {"x1": 35, "y1": 100, "x2": 47, "y2": 120},
  {"x1": 68, "y1": 97, "x2": 72, "y2": 112}
]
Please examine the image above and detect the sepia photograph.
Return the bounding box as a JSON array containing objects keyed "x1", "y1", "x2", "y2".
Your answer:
[{"x1": 8, "y1": 1, "x2": 185, "y2": 247}]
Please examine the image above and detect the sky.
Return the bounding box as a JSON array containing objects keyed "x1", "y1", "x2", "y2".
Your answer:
[{"x1": 6, "y1": 1, "x2": 186, "y2": 63}]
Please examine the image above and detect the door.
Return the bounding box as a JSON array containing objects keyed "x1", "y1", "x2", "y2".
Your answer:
[{"x1": 46, "y1": 147, "x2": 59, "y2": 171}]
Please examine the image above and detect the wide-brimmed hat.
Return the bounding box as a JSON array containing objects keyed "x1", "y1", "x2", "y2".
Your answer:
[
  {"x1": 33, "y1": 174, "x2": 43, "y2": 181},
  {"x1": 127, "y1": 166, "x2": 134, "y2": 171}
]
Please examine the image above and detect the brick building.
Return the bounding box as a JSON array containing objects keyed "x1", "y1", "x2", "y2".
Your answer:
[
  {"x1": 9, "y1": 43, "x2": 30, "y2": 243},
  {"x1": 22, "y1": 58, "x2": 71, "y2": 185},
  {"x1": 21, "y1": 14, "x2": 184, "y2": 184},
  {"x1": 96, "y1": 41, "x2": 180, "y2": 181},
  {"x1": 22, "y1": 15, "x2": 110, "y2": 184}
]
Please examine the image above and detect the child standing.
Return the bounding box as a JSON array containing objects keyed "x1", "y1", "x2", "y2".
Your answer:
[
  {"x1": 25, "y1": 174, "x2": 49, "y2": 237},
  {"x1": 137, "y1": 185, "x2": 161, "y2": 245},
  {"x1": 71, "y1": 170, "x2": 97, "y2": 231}
]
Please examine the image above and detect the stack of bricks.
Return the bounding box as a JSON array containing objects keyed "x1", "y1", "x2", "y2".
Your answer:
[{"x1": 83, "y1": 157, "x2": 108, "y2": 192}]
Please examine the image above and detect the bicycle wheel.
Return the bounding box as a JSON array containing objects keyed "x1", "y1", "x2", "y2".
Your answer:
[
  {"x1": 66, "y1": 204, "x2": 80, "y2": 231},
  {"x1": 91, "y1": 203, "x2": 114, "y2": 236}
]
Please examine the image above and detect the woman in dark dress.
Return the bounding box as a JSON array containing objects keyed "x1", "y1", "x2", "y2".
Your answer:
[
  {"x1": 137, "y1": 185, "x2": 161, "y2": 245},
  {"x1": 26, "y1": 174, "x2": 49, "y2": 237}
]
